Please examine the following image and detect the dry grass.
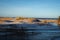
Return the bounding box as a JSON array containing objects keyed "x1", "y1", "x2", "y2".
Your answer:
[{"x1": 0, "y1": 17, "x2": 59, "y2": 24}]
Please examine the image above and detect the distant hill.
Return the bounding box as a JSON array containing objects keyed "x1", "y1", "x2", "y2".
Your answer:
[
  {"x1": 0, "y1": 17, "x2": 58, "y2": 20},
  {"x1": 36, "y1": 18, "x2": 58, "y2": 20}
]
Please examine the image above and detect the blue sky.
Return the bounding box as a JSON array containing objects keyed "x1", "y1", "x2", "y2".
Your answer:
[{"x1": 0, "y1": 0, "x2": 60, "y2": 18}]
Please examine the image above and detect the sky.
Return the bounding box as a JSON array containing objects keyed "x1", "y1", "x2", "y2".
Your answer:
[{"x1": 0, "y1": 0, "x2": 60, "y2": 18}]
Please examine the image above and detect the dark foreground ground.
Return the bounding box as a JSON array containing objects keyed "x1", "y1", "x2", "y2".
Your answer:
[{"x1": 0, "y1": 23, "x2": 60, "y2": 40}]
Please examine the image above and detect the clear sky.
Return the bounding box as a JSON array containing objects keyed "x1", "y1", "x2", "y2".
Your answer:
[{"x1": 0, "y1": 0, "x2": 60, "y2": 18}]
